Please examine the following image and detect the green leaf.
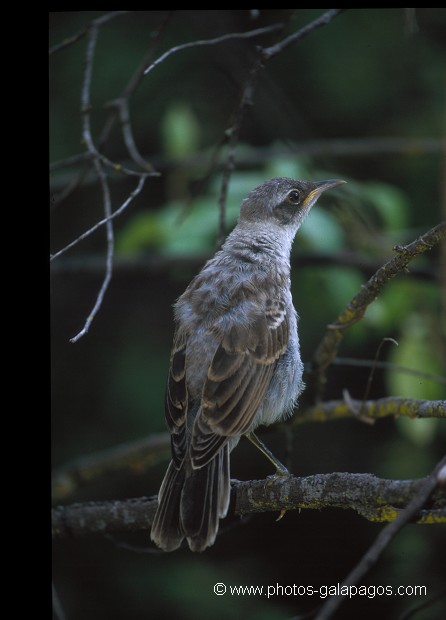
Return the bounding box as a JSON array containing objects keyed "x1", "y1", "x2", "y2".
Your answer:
[
  {"x1": 300, "y1": 207, "x2": 345, "y2": 250},
  {"x1": 115, "y1": 211, "x2": 165, "y2": 254},
  {"x1": 359, "y1": 182, "x2": 409, "y2": 231},
  {"x1": 162, "y1": 102, "x2": 200, "y2": 157}
]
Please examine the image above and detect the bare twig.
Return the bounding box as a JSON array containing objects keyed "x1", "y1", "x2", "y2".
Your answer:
[
  {"x1": 314, "y1": 455, "x2": 446, "y2": 619},
  {"x1": 63, "y1": 22, "x2": 116, "y2": 342},
  {"x1": 142, "y1": 20, "x2": 288, "y2": 238},
  {"x1": 143, "y1": 23, "x2": 284, "y2": 76},
  {"x1": 49, "y1": 11, "x2": 128, "y2": 55},
  {"x1": 311, "y1": 222, "x2": 446, "y2": 399},
  {"x1": 217, "y1": 62, "x2": 262, "y2": 243},
  {"x1": 261, "y1": 9, "x2": 345, "y2": 60},
  {"x1": 358, "y1": 337, "x2": 398, "y2": 411},
  {"x1": 216, "y1": 9, "x2": 345, "y2": 238},
  {"x1": 80, "y1": 22, "x2": 99, "y2": 153},
  {"x1": 101, "y1": 13, "x2": 171, "y2": 172},
  {"x1": 69, "y1": 162, "x2": 113, "y2": 343},
  {"x1": 50, "y1": 175, "x2": 147, "y2": 262},
  {"x1": 51, "y1": 469, "x2": 446, "y2": 540},
  {"x1": 107, "y1": 97, "x2": 155, "y2": 171},
  {"x1": 50, "y1": 12, "x2": 165, "y2": 339},
  {"x1": 60, "y1": 21, "x2": 147, "y2": 342},
  {"x1": 50, "y1": 13, "x2": 166, "y2": 211}
]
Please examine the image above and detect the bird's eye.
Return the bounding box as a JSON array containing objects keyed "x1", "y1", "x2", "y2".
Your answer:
[{"x1": 287, "y1": 189, "x2": 301, "y2": 203}]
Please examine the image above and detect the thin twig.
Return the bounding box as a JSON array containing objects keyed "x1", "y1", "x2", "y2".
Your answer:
[
  {"x1": 143, "y1": 23, "x2": 284, "y2": 76},
  {"x1": 64, "y1": 21, "x2": 119, "y2": 342},
  {"x1": 50, "y1": 13, "x2": 167, "y2": 211},
  {"x1": 69, "y1": 162, "x2": 113, "y2": 343},
  {"x1": 314, "y1": 455, "x2": 446, "y2": 620},
  {"x1": 63, "y1": 22, "x2": 115, "y2": 343},
  {"x1": 90, "y1": 12, "x2": 170, "y2": 176},
  {"x1": 50, "y1": 12, "x2": 149, "y2": 263},
  {"x1": 262, "y1": 9, "x2": 345, "y2": 60},
  {"x1": 310, "y1": 222, "x2": 446, "y2": 399},
  {"x1": 107, "y1": 97, "x2": 155, "y2": 171},
  {"x1": 217, "y1": 61, "x2": 263, "y2": 244},
  {"x1": 50, "y1": 11, "x2": 161, "y2": 217},
  {"x1": 64, "y1": 172, "x2": 147, "y2": 342},
  {"x1": 216, "y1": 9, "x2": 345, "y2": 240},
  {"x1": 359, "y1": 337, "x2": 398, "y2": 410},
  {"x1": 49, "y1": 11, "x2": 129, "y2": 55},
  {"x1": 50, "y1": 175, "x2": 147, "y2": 262},
  {"x1": 80, "y1": 22, "x2": 98, "y2": 146}
]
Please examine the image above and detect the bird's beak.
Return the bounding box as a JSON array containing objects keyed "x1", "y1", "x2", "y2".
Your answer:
[{"x1": 303, "y1": 179, "x2": 346, "y2": 207}]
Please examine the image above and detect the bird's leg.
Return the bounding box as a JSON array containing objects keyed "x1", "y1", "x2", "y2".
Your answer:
[
  {"x1": 245, "y1": 432, "x2": 290, "y2": 476},
  {"x1": 245, "y1": 432, "x2": 291, "y2": 521}
]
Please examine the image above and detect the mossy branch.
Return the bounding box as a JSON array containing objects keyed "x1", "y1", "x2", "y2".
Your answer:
[
  {"x1": 52, "y1": 467, "x2": 446, "y2": 540},
  {"x1": 310, "y1": 221, "x2": 446, "y2": 399},
  {"x1": 295, "y1": 397, "x2": 446, "y2": 425},
  {"x1": 51, "y1": 398, "x2": 444, "y2": 503},
  {"x1": 52, "y1": 432, "x2": 171, "y2": 503}
]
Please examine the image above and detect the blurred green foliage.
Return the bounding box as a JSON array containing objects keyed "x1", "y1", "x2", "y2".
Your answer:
[{"x1": 50, "y1": 10, "x2": 445, "y2": 620}]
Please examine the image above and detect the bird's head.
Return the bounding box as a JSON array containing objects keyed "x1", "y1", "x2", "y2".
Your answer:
[{"x1": 238, "y1": 177, "x2": 346, "y2": 232}]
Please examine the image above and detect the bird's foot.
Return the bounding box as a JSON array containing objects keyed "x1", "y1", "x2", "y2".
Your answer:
[{"x1": 265, "y1": 466, "x2": 292, "y2": 521}]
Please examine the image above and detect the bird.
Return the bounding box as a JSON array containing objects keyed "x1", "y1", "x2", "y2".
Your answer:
[{"x1": 150, "y1": 176, "x2": 345, "y2": 552}]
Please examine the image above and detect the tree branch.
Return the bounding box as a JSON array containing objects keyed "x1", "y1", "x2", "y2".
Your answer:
[
  {"x1": 310, "y1": 222, "x2": 446, "y2": 399},
  {"x1": 143, "y1": 23, "x2": 285, "y2": 77},
  {"x1": 50, "y1": 176, "x2": 147, "y2": 262},
  {"x1": 51, "y1": 469, "x2": 446, "y2": 540},
  {"x1": 50, "y1": 14, "x2": 159, "y2": 341},
  {"x1": 50, "y1": 13, "x2": 165, "y2": 212},
  {"x1": 49, "y1": 11, "x2": 129, "y2": 55},
  {"x1": 294, "y1": 397, "x2": 446, "y2": 425},
  {"x1": 51, "y1": 398, "x2": 444, "y2": 502},
  {"x1": 52, "y1": 433, "x2": 170, "y2": 503},
  {"x1": 261, "y1": 9, "x2": 345, "y2": 60}
]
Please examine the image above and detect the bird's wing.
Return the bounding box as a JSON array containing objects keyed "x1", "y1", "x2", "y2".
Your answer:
[
  {"x1": 165, "y1": 330, "x2": 188, "y2": 468},
  {"x1": 191, "y1": 285, "x2": 290, "y2": 468}
]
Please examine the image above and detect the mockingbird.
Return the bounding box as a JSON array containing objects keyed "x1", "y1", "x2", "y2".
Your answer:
[{"x1": 151, "y1": 177, "x2": 345, "y2": 552}]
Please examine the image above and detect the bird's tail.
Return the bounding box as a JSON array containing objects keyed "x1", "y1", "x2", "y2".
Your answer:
[{"x1": 151, "y1": 444, "x2": 230, "y2": 552}]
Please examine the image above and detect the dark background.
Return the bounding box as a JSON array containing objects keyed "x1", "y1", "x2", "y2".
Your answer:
[{"x1": 50, "y1": 10, "x2": 445, "y2": 620}]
